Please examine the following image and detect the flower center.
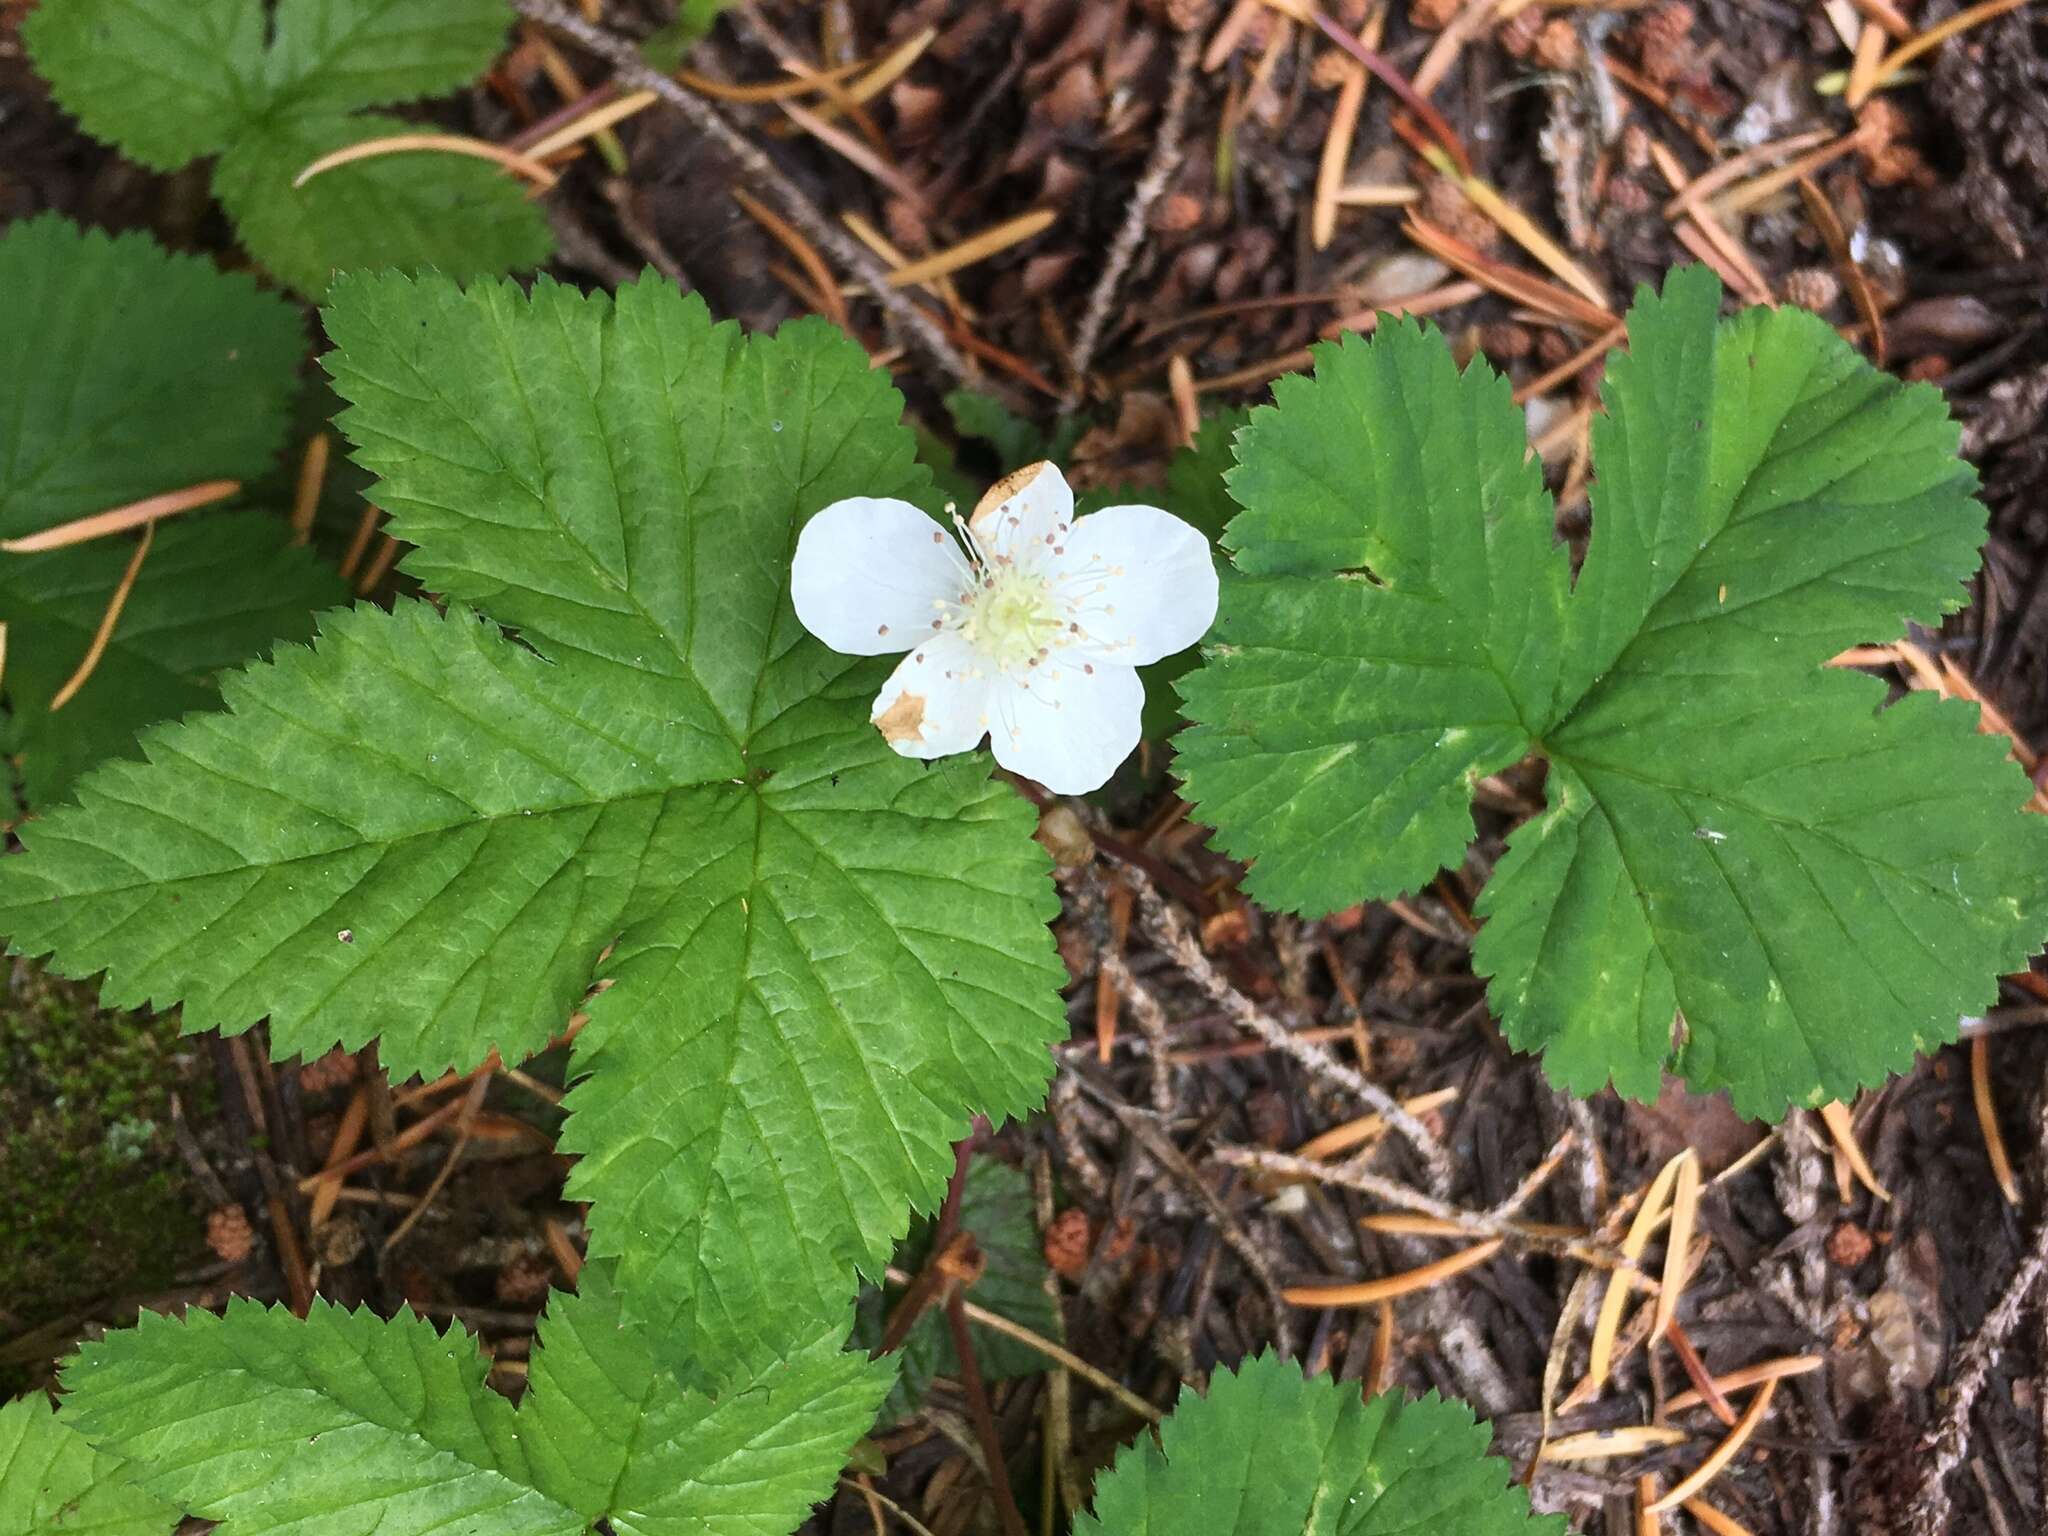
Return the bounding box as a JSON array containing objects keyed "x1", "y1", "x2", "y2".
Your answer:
[{"x1": 958, "y1": 563, "x2": 1064, "y2": 674}]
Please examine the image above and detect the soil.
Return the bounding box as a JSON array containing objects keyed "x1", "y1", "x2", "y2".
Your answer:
[{"x1": 5, "y1": 1, "x2": 2048, "y2": 1532}]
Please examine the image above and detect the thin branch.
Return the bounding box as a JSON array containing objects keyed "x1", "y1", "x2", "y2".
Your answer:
[
  {"x1": 1062, "y1": 30, "x2": 1200, "y2": 406},
  {"x1": 509, "y1": 0, "x2": 973, "y2": 387}
]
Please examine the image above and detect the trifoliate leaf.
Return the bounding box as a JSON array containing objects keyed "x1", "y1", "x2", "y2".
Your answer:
[
  {"x1": 0, "y1": 513, "x2": 349, "y2": 808},
  {"x1": 1177, "y1": 266, "x2": 2048, "y2": 1115},
  {"x1": 58, "y1": 1270, "x2": 889, "y2": 1536},
  {"x1": 25, "y1": 0, "x2": 548, "y2": 294},
  {"x1": 0, "y1": 216, "x2": 303, "y2": 540},
  {"x1": 0, "y1": 273, "x2": 1066, "y2": 1378},
  {"x1": 0, "y1": 1396, "x2": 177, "y2": 1536},
  {"x1": 856, "y1": 1158, "x2": 1063, "y2": 1422},
  {"x1": 1077, "y1": 1356, "x2": 1562, "y2": 1535}
]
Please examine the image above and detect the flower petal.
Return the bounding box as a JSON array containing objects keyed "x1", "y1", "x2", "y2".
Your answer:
[
  {"x1": 967, "y1": 460, "x2": 1073, "y2": 566},
  {"x1": 792, "y1": 496, "x2": 970, "y2": 655},
  {"x1": 1058, "y1": 504, "x2": 1220, "y2": 665},
  {"x1": 987, "y1": 659, "x2": 1143, "y2": 794},
  {"x1": 871, "y1": 629, "x2": 993, "y2": 759}
]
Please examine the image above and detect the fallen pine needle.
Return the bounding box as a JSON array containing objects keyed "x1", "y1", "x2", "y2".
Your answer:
[
  {"x1": 50, "y1": 522, "x2": 155, "y2": 711},
  {"x1": 1798, "y1": 175, "x2": 1887, "y2": 367},
  {"x1": 1295, "y1": 1087, "x2": 1459, "y2": 1161},
  {"x1": 1647, "y1": 1379, "x2": 1778, "y2": 1512},
  {"x1": 1665, "y1": 1318, "x2": 1738, "y2": 1426},
  {"x1": 306, "y1": 1083, "x2": 371, "y2": 1230},
  {"x1": 1588, "y1": 1151, "x2": 1688, "y2": 1392},
  {"x1": 1818, "y1": 1099, "x2": 1892, "y2": 1202},
  {"x1": 1972, "y1": 1036, "x2": 2022, "y2": 1206},
  {"x1": 1312, "y1": 6, "x2": 1385, "y2": 251},
  {"x1": 1513, "y1": 321, "x2": 1627, "y2": 405},
  {"x1": 356, "y1": 534, "x2": 403, "y2": 597},
  {"x1": 1422, "y1": 145, "x2": 1610, "y2": 312},
  {"x1": 527, "y1": 90, "x2": 659, "y2": 160},
  {"x1": 294, "y1": 133, "x2": 559, "y2": 191},
  {"x1": 1849, "y1": 0, "x2": 2031, "y2": 106},
  {"x1": 1282, "y1": 1237, "x2": 1503, "y2": 1306},
  {"x1": 884, "y1": 209, "x2": 1057, "y2": 288},
  {"x1": 1366, "y1": 1300, "x2": 1394, "y2": 1395},
  {"x1": 1653, "y1": 1150, "x2": 1701, "y2": 1339},
  {"x1": 1711, "y1": 134, "x2": 1867, "y2": 217},
  {"x1": 337, "y1": 503, "x2": 383, "y2": 583},
  {"x1": 1333, "y1": 181, "x2": 1420, "y2": 206},
  {"x1": 1659, "y1": 129, "x2": 1833, "y2": 220},
  {"x1": 1666, "y1": 1354, "x2": 1824, "y2": 1413},
  {"x1": 1848, "y1": 18, "x2": 1892, "y2": 103},
  {"x1": 679, "y1": 55, "x2": 865, "y2": 103},
  {"x1": 3, "y1": 478, "x2": 240, "y2": 553},
  {"x1": 779, "y1": 99, "x2": 927, "y2": 208},
  {"x1": 1683, "y1": 1497, "x2": 1759, "y2": 1536},
  {"x1": 1542, "y1": 1425, "x2": 1689, "y2": 1462},
  {"x1": 291, "y1": 433, "x2": 329, "y2": 546},
  {"x1": 885, "y1": 1264, "x2": 1160, "y2": 1423},
  {"x1": 1405, "y1": 215, "x2": 1615, "y2": 333},
  {"x1": 1318, "y1": 278, "x2": 1485, "y2": 340},
  {"x1": 733, "y1": 187, "x2": 849, "y2": 329},
  {"x1": 1636, "y1": 1475, "x2": 1661, "y2": 1536}
]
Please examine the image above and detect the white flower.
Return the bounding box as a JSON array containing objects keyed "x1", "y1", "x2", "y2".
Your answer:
[{"x1": 790, "y1": 461, "x2": 1219, "y2": 794}]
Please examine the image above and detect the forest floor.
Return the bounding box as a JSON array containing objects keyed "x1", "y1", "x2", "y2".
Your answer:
[{"x1": 5, "y1": 0, "x2": 2048, "y2": 1532}]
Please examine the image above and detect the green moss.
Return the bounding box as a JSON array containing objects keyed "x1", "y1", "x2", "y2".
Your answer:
[{"x1": 0, "y1": 958, "x2": 210, "y2": 1346}]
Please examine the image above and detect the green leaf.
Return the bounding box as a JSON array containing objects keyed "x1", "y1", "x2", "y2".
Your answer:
[
  {"x1": 1164, "y1": 408, "x2": 1251, "y2": 546},
  {"x1": 0, "y1": 1395, "x2": 177, "y2": 1536},
  {"x1": 0, "y1": 512, "x2": 349, "y2": 808},
  {"x1": 25, "y1": 0, "x2": 547, "y2": 295},
  {"x1": 856, "y1": 1159, "x2": 1062, "y2": 1421},
  {"x1": 213, "y1": 112, "x2": 552, "y2": 298},
  {"x1": 0, "y1": 216, "x2": 303, "y2": 540},
  {"x1": 0, "y1": 273, "x2": 1066, "y2": 1375},
  {"x1": 1177, "y1": 267, "x2": 2048, "y2": 1114},
  {"x1": 57, "y1": 1269, "x2": 889, "y2": 1535},
  {"x1": 1077, "y1": 1356, "x2": 1562, "y2": 1535}
]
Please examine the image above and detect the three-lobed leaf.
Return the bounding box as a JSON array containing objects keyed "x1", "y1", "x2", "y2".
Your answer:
[
  {"x1": 26, "y1": 0, "x2": 550, "y2": 294},
  {"x1": 0, "y1": 272, "x2": 1067, "y2": 1379},
  {"x1": 57, "y1": 1265, "x2": 889, "y2": 1536},
  {"x1": 1177, "y1": 267, "x2": 2048, "y2": 1115},
  {"x1": 0, "y1": 1396, "x2": 176, "y2": 1536},
  {"x1": 1077, "y1": 1354, "x2": 1562, "y2": 1535}
]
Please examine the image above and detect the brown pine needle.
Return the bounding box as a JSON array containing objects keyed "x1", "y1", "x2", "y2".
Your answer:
[
  {"x1": 307, "y1": 1083, "x2": 372, "y2": 1230},
  {"x1": 1972, "y1": 1036, "x2": 2023, "y2": 1206},
  {"x1": 291, "y1": 433, "x2": 330, "y2": 546},
  {"x1": 1711, "y1": 134, "x2": 1868, "y2": 217},
  {"x1": 778, "y1": 99, "x2": 927, "y2": 208},
  {"x1": 1589, "y1": 1151, "x2": 1688, "y2": 1391},
  {"x1": 1683, "y1": 1497, "x2": 1759, "y2": 1536},
  {"x1": 356, "y1": 534, "x2": 403, "y2": 597},
  {"x1": 1850, "y1": 0, "x2": 2031, "y2": 106},
  {"x1": 1848, "y1": 19, "x2": 1892, "y2": 103},
  {"x1": 1295, "y1": 1088, "x2": 1460, "y2": 1161},
  {"x1": 1282, "y1": 1238, "x2": 1502, "y2": 1306},
  {"x1": 1542, "y1": 1425, "x2": 1690, "y2": 1462},
  {"x1": 527, "y1": 90, "x2": 658, "y2": 159},
  {"x1": 1653, "y1": 1150, "x2": 1701, "y2": 1339},
  {"x1": 1420, "y1": 146, "x2": 1611, "y2": 312},
  {"x1": 1320, "y1": 279, "x2": 1485, "y2": 339},
  {"x1": 1659, "y1": 129, "x2": 1834, "y2": 220},
  {"x1": 1848, "y1": 0, "x2": 1915, "y2": 39},
  {"x1": 1312, "y1": 6, "x2": 1388, "y2": 251},
  {"x1": 680, "y1": 56, "x2": 866, "y2": 103},
  {"x1": 1411, "y1": 0, "x2": 1509, "y2": 99},
  {"x1": 1333, "y1": 182, "x2": 1420, "y2": 206},
  {"x1": 1818, "y1": 1099, "x2": 1892, "y2": 1202},
  {"x1": 1635, "y1": 1476, "x2": 1662, "y2": 1536},
  {"x1": 1665, "y1": 1354, "x2": 1825, "y2": 1413},
  {"x1": 49, "y1": 523, "x2": 155, "y2": 712},
  {"x1": 840, "y1": 26, "x2": 938, "y2": 107},
  {"x1": 1405, "y1": 215, "x2": 1615, "y2": 333},
  {"x1": 3, "y1": 479, "x2": 240, "y2": 553},
  {"x1": 1648, "y1": 142, "x2": 1773, "y2": 307},
  {"x1": 295, "y1": 133, "x2": 559, "y2": 191},
  {"x1": 733, "y1": 187, "x2": 849, "y2": 329},
  {"x1": 1797, "y1": 176, "x2": 1887, "y2": 367},
  {"x1": 842, "y1": 211, "x2": 971, "y2": 317},
  {"x1": 337, "y1": 503, "x2": 383, "y2": 582},
  {"x1": 1366, "y1": 1300, "x2": 1394, "y2": 1395},
  {"x1": 884, "y1": 210, "x2": 1057, "y2": 289},
  {"x1": 1513, "y1": 321, "x2": 1628, "y2": 405},
  {"x1": 1167, "y1": 355, "x2": 1200, "y2": 446},
  {"x1": 1665, "y1": 1318, "x2": 1738, "y2": 1426},
  {"x1": 0, "y1": 622, "x2": 8, "y2": 696},
  {"x1": 1647, "y1": 1380, "x2": 1778, "y2": 1512}
]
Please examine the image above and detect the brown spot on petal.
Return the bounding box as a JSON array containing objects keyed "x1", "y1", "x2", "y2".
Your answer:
[
  {"x1": 874, "y1": 691, "x2": 927, "y2": 744},
  {"x1": 971, "y1": 461, "x2": 1054, "y2": 539}
]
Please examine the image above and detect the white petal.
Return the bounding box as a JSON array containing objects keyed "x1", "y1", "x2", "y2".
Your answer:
[
  {"x1": 967, "y1": 460, "x2": 1074, "y2": 565},
  {"x1": 1057, "y1": 504, "x2": 1219, "y2": 665},
  {"x1": 987, "y1": 659, "x2": 1143, "y2": 794},
  {"x1": 792, "y1": 497, "x2": 970, "y2": 656},
  {"x1": 870, "y1": 629, "x2": 993, "y2": 760}
]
